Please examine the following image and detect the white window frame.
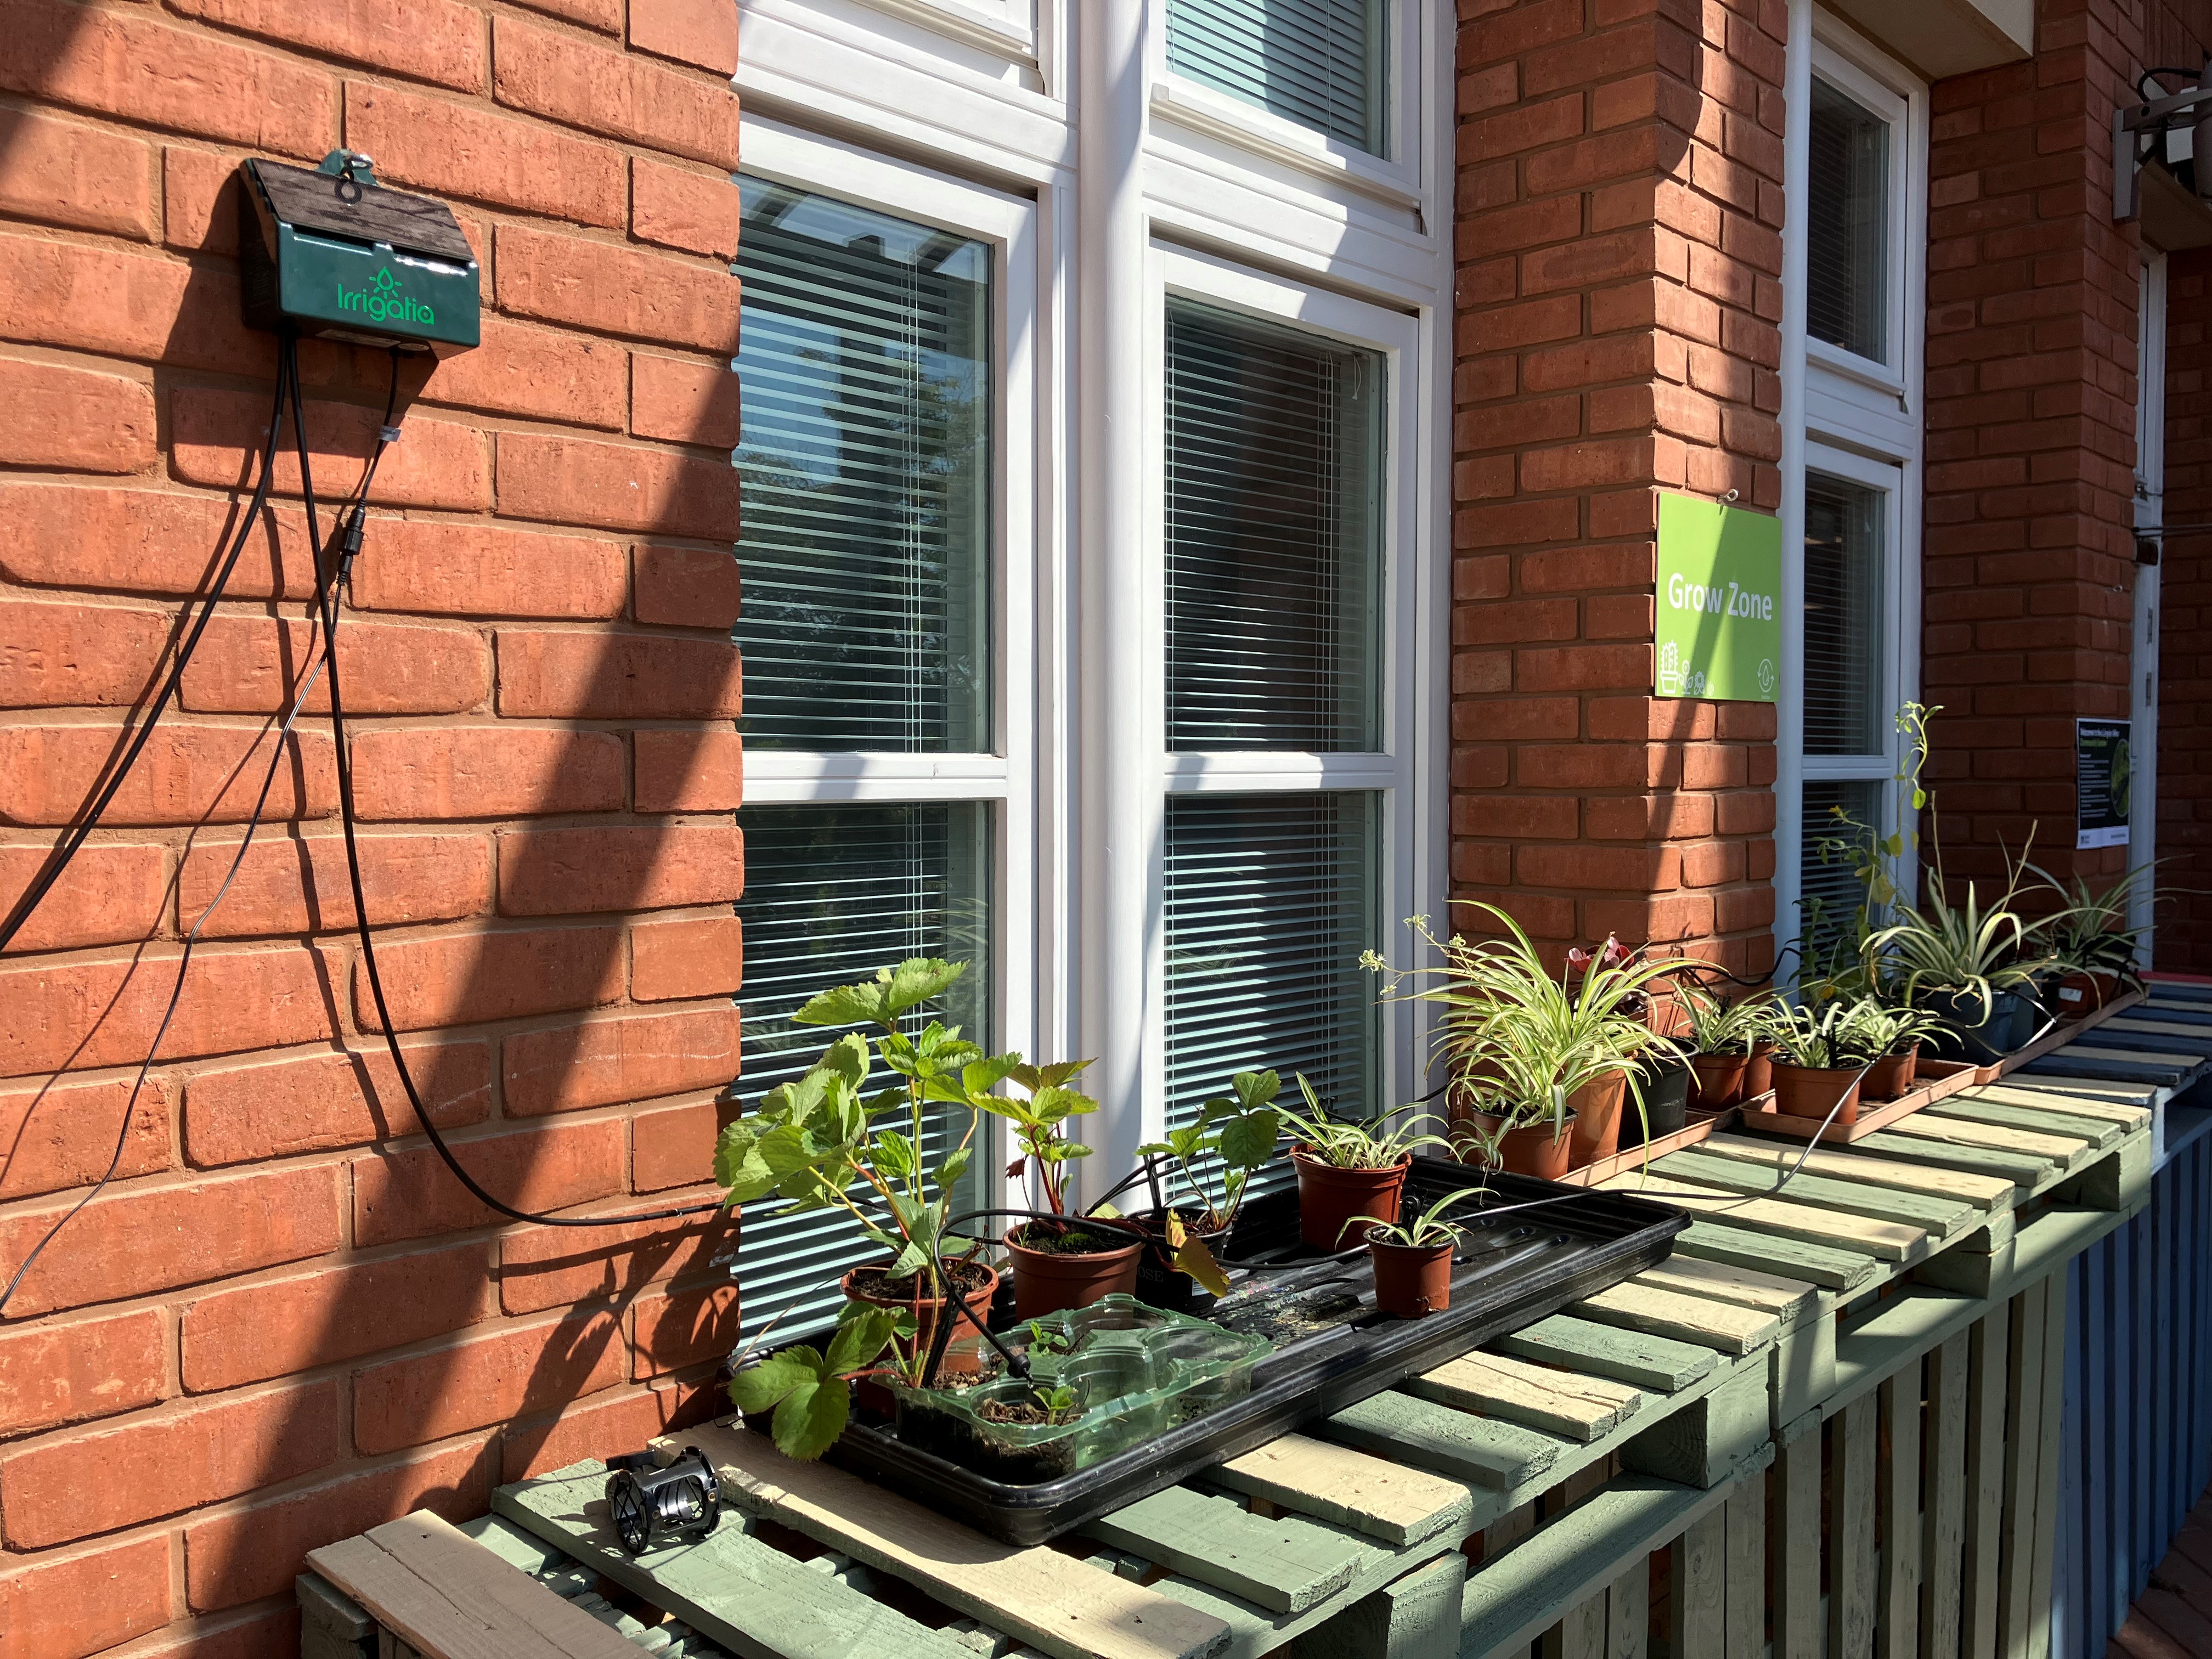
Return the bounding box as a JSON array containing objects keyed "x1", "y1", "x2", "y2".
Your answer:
[
  {"x1": 1137, "y1": 241, "x2": 1427, "y2": 1146},
  {"x1": 732, "y1": 116, "x2": 1043, "y2": 1169},
  {"x1": 2132, "y1": 254, "x2": 2166, "y2": 951},
  {"x1": 1778, "y1": 6, "x2": 1928, "y2": 967}
]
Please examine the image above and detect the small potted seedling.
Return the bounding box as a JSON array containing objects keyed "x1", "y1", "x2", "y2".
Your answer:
[
  {"x1": 1135, "y1": 1069, "x2": 1284, "y2": 1301},
  {"x1": 983, "y1": 1059, "x2": 1149, "y2": 1319},
  {"x1": 1356, "y1": 1188, "x2": 1486, "y2": 1318},
  {"x1": 1678, "y1": 983, "x2": 1768, "y2": 1109},
  {"x1": 1842, "y1": 1000, "x2": 1943, "y2": 1100},
  {"x1": 1758, "y1": 999, "x2": 1875, "y2": 1124},
  {"x1": 1277, "y1": 1075, "x2": 1448, "y2": 1251},
  {"x1": 2029, "y1": 861, "x2": 2159, "y2": 1016}
]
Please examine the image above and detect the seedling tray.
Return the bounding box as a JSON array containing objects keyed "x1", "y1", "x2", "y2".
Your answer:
[
  {"x1": 823, "y1": 1155, "x2": 1685, "y2": 1543},
  {"x1": 1737, "y1": 1054, "x2": 1984, "y2": 1143}
]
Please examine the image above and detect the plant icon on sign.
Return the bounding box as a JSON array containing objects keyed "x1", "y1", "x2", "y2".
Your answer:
[
  {"x1": 373, "y1": 267, "x2": 401, "y2": 300},
  {"x1": 1758, "y1": 658, "x2": 1776, "y2": 696},
  {"x1": 1658, "y1": 640, "x2": 1683, "y2": 697}
]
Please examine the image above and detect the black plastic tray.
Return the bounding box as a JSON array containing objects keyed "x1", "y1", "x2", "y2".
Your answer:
[{"x1": 824, "y1": 1154, "x2": 1686, "y2": 1543}]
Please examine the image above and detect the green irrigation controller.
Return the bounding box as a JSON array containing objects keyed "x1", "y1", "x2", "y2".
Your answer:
[{"x1": 239, "y1": 150, "x2": 480, "y2": 353}]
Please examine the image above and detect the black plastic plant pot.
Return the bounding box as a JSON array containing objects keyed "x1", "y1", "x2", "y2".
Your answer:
[
  {"x1": 1128, "y1": 1207, "x2": 1225, "y2": 1312},
  {"x1": 1620, "y1": 1057, "x2": 1691, "y2": 1148},
  {"x1": 1921, "y1": 987, "x2": 2037, "y2": 1064}
]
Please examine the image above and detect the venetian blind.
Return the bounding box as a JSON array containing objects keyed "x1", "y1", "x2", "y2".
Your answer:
[
  {"x1": 1807, "y1": 77, "x2": 1889, "y2": 362},
  {"x1": 732, "y1": 802, "x2": 991, "y2": 1342},
  {"x1": 1799, "y1": 778, "x2": 1884, "y2": 950},
  {"x1": 1803, "y1": 473, "x2": 1884, "y2": 757},
  {"x1": 1166, "y1": 0, "x2": 1389, "y2": 156},
  {"x1": 733, "y1": 178, "x2": 990, "y2": 753},
  {"x1": 1165, "y1": 300, "x2": 1384, "y2": 753}
]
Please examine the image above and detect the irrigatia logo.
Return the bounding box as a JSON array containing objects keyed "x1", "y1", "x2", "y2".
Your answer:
[{"x1": 337, "y1": 265, "x2": 436, "y2": 326}]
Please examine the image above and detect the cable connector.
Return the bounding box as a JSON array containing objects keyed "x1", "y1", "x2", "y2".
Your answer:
[{"x1": 379, "y1": 424, "x2": 402, "y2": 444}]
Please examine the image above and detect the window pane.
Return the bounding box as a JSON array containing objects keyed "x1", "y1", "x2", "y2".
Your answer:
[
  {"x1": 1807, "y1": 77, "x2": 1889, "y2": 361},
  {"x1": 1166, "y1": 0, "x2": 1388, "y2": 154},
  {"x1": 1166, "y1": 301, "x2": 1383, "y2": 752},
  {"x1": 1803, "y1": 473, "x2": 1884, "y2": 757},
  {"x1": 732, "y1": 802, "x2": 991, "y2": 1341},
  {"x1": 1163, "y1": 792, "x2": 1379, "y2": 1190},
  {"x1": 734, "y1": 179, "x2": 990, "y2": 753},
  {"x1": 1799, "y1": 777, "x2": 1883, "y2": 955}
]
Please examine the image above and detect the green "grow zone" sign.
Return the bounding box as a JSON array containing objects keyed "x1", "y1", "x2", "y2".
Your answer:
[{"x1": 1654, "y1": 492, "x2": 1782, "y2": 702}]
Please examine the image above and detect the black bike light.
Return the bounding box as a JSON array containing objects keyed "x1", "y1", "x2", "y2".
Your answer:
[
  {"x1": 239, "y1": 150, "x2": 480, "y2": 354},
  {"x1": 605, "y1": 1447, "x2": 721, "y2": 1554}
]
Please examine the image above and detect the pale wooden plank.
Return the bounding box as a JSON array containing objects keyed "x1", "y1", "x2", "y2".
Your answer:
[
  {"x1": 1407, "y1": 1351, "x2": 1644, "y2": 1443},
  {"x1": 1212, "y1": 1434, "x2": 1471, "y2": 1548},
  {"x1": 1877, "y1": 1363, "x2": 1923, "y2": 1659},
  {"x1": 1852, "y1": 1130, "x2": 2056, "y2": 1187},
  {"x1": 2099, "y1": 1015, "x2": 2212, "y2": 1041},
  {"x1": 2051, "y1": 1041, "x2": 2204, "y2": 1066},
  {"x1": 1961, "y1": 1306, "x2": 2011, "y2": 1659},
  {"x1": 1654, "y1": 1148, "x2": 1978, "y2": 1238},
  {"x1": 1671, "y1": 1504, "x2": 1728, "y2": 1659},
  {"x1": 1085, "y1": 1489, "x2": 1365, "y2": 1615},
  {"x1": 1829, "y1": 1398, "x2": 1876, "y2": 1659},
  {"x1": 1882, "y1": 1113, "x2": 2085, "y2": 1164},
  {"x1": 1629, "y1": 1254, "x2": 1821, "y2": 1324},
  {"x1": 1699, "y1": 1133, "x2": 2017, "y2": 1210},
  {"x1": 1926, "y1": 1098, "x2": 2121, "y2": 1150},
  {"x1": 1607, "y1": 1555, "x2": 1650, "y2": 1659},
  {"x1": 1566, "y1": 1279, "x2": 1779, "y2": 1357},
  {"x1": 307, "y1": 1528, "x2": 640, "y2": 1659},
  {"x1": 363, "y1": 1514, "x2": 647, "y2": 1659},
  {"x1": 1972, "y1": 1086, "x2": 2151, "y2": 1127},
  {"x1": 1922, "y1": 1330, "x2": 1971, "y2": 1659},
  {"x1": 1322, "y1": 1389, "x2": 1561, "y2": 1491},
  {"x1": 1996, "y1": 1280, "x2": 2047, "y2": 1659},
  {"x1": 1669, "y1": 1217, "x2": 1883, "y2": 1291},
  {"x1": 1774, "y1": 1427, "x2": 1821, "y2": 1659},
  {"x1": 680, "y1": 1422, "x2": 1232, "y2": 1659},
  {"x1": 1723, "y1": 1464, "x2": 1764, "y2": 1659},
  {"x1": 1542, "y1": 1585, "x2": 1607, "y2": 1659},
  {"x1": 1491, "y1": 1315, "x2": 1719, "y2": 1392},
  {"x1": 1981, "y1": 1073, "x2": 2157, "y2": 1109},
  {"x1": 2025, "y1": 1270, "x2": 2068, "y2": 1659},
  {"x1": 1598, "y1": 1171, "x2": 1926, "y2": 1261}
]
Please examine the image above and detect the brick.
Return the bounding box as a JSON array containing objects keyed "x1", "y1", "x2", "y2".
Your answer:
[
  {"x1": 170, "y1": 386, "x2": 490, "y2": 512},
  {"x1": 0, "y1": 840, "x2": 168, "y2": 955},
  {"x1": 1516, "y1": 844, "x2": 1679, "y2": 891},
  {"x1": 184, "y1": 1036, "x2": 492, "y2": 1167},
  {"x1": 354, "y1": 1307, "x2": 625, "y2": 1454},
  {"x1": 496, "y1": 431, "x2": 741, "y2": 539},
  {"x1": 516, "y1": 0, "x2": 623, "y2": 26},
  {"x1": 0, "y1": 356, "x2": 156, "y2": 474},
  {"x1": 162, "y1": 145, "x2": 243, "y2": 254},
  {"x1": 1, "y1": 0, "x2": 335, "y2": 157},
  {"x1": 631, "y1": 913, "x2": 743, "y2": 1001},
  {"x1": 343, "y1": 82, "x2": 623, "y2": 227},
  {"x1": 0, "y1": 1310, "x2": 167, "y2": 1441},
  {"x1": 497, "y1": 628, "x2": 743, "y2": 718},
  {"x1": 0, "y1": 943, "x2": 334, "y2": 1080},
  {"x1": 364, "y1": 1124, "x2": 629, "y2": 1256},
  {"x1": 503, "y1": 1380, "x2": 709, "y2": 1482},
  {"x1": 0, "y1": 1073, "x2": 172, "y2": 1203},
  {"x1": 0, "y1": 1164, "x2": 340, "y2": 1322},
  {"x1": 492, "y1": 16, "x2": 739, "y2": 167},
  {"x1": 631, "y1": 1098, "x2": 726, "y2": 1193},
  {"x1": 177, "y1": 615, "x2": 490, "y2": 716},
  {"x1": 0, "y1": 1533, "x2": 171, "y2": 1659},
  {"x1": 495, "y1": 223, "x2": 740, "y2": 352},
  {"x1": 346, "y1": 726, "x2": 627, "y2": 820},
  {"x1": 0, "y1": 109, "x2": 155, "y2": 240},
  {"x1": 630, "y1": 0, "x2": 740, "y2": 72},
  {"x1": 137, "y1": 1604, "x2": 302, "y2": 1658},
  {"x1": 498, "y1": 824, "x2": 743, "y2": 915},
  {"x1": 499, "y1": 1206, "x2": 732, "y2": 1314},
  {"x1": 0, "y1": 234, "x2": 267, "y2": 376},
  {"x1": 423, "y1": 316, "x2": 626, "y2": 429},
  {"x1": 633, "y1": 545, "x2": 741, "y2": 630},
  {"x1": 0, "y1": 486, "x2": 319, "y2": 601},
  {"x1": 355, "y1": 923, "x2": 625, "y2": 1034},
  {"x1": 634, "y1": 727, "x2": 743, "y2": 812},
  {"x1": 503, "y1": 1006, "x2": 739, "y2": 1117},
  {"x1": 348, "y1": 518, "x2": 629, "y2": 618},
  {"x1": 630, "y1": 1283, "x2": 736, "y2": 1378},
  {"x1": 631, "y1": 157, "x2": 743, "y2": 258},
  {"x1": 0, "y1": 723, "x2": 335, "y2": 829},
  {"x1": 1, "y1": 1378, "x2": 338, "y2": 1548},
  {"x1": 180, "y1": 1242, "x2": 493, "y2": 1393},
  {"x1": 171, "y1": 0, "x2": 483, "y2": 89},
  {"x1": 0, "y1": 598, "x2": 169, "y2": 709},
  {"x1": 1515, "y1": 643, "x2": 1652, "y2": 692},
  {"x1": 182, "y1": 1435, "x2": 493, "y2": 1613},
  {"x1": 632, "y1": 354, "x2": 742, "y2": 448},
  {"x1": 176, "y1": 831, "x2": 493, "y2": 941}
]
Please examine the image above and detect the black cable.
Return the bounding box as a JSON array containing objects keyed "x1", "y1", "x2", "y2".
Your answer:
[
  {"x1": 0, "y1": 369, "x2": 296, "y2": 958},
  {"x1": 308, "y1": 349, "x2": 718, "y2": 1230}
]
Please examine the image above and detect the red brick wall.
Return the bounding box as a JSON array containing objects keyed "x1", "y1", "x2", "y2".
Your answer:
[
  {"x1": 2162, "y1": 249, "x2": 2212, "y2": 972},
  {"x1": 1921, "y1": 0, "x2": 2147, "y2": 891},
  {"x1": 1452, "y1": 0, "x2": 1784, "y2": 974},
  {"x1": 0, "y1": 3, "x2": 743, "y2": 1652}
]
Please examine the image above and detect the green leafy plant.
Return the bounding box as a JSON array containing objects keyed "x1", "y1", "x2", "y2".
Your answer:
[
  {"x1": 1354, "y1": 1187, "x2": 1487, "y2": 1249},
  {"x1": 1756, "y1": 998, "x2": 1877, "y2": 1070},
  {"x1": 1137, "y1": 1069, "x2": 1286, "y2": 1295},
  {"x1": 1277, "y1": 1073, "x2": 1449, "y2": 1170},
  {"x1": 1865, "y1": 852, "x2": 2052, "y2": 1028},
  {"x1": 1798, "y1": 703, "x2": 1938, "y2": 1001},
  {"x1": 978, "y1": 1058, "x2": 1099, "y2": 1218},
  {"x1": 1677, "y1": 981, "x2": 1770, "y2": 1058},
  {"x1": 1837, "y1": 998, "x2": 1942, "y2": 1057},
  {"x1": 2026, "y1": 860, "x2": 2160, "y2": 983},
  {"x1": 729, "y1": 1302, "x2": 901, "y2": 1460}
]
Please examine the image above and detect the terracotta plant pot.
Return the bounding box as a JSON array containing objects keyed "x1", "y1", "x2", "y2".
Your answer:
[
  {"x1": 840, "y1": 1259, "x2": 1001, "y2": 1379},
  {"x1": 1566, "y1": 1070, "x2": 1629, "y2": 1168},
  {"x1": 1292, "y1": 1147, "x2": 1410, "y2": 1251},
  {"x1": 1455, "y1": 1108, "x2": 1577, "y2": 1181},
  {"x1": 1770, "y1": 1062, "x2": 1862, "y2": 1126},
  {"x1": 1689, "y1": 1051, "x2": 1750, "y2": 1109},
  {"x1": 1742, "y1": 1039, "x2": 1776, "y2": 1099},
  {"x1": 1368, "y1": 1232, "x2": 1454, "y2": 1318},
  {"x1": 2052, "y1": 970, "x2": 2123, "y2": 1018},
  {"x1": 1001, "y1": 1223, "x2": 1143, "y2": 1321},
  {"x1": 1862, "y1": 1042, "x2": 1921, "y2": 1102}
]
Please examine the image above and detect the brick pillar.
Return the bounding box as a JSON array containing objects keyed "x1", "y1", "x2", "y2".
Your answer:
[
  {"x1": 1452, "y1": 0, "x2": 1786, "y2": 973},
  {"x1": 1921, "y1": 1, "x2": 2145, "y2": 891},
  {"x1": 2161, "y1": 249, "x2": 2212, "y2": 973},
  {"x1": 0, "y1": 2, "x2": 742, "y2": 1650}
]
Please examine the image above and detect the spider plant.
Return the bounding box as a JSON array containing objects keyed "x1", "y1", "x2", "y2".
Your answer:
[
  {"x1": 1677, "y1": 981, "x2": 1770, "y2": 1057},
  {"x1": 1757, "y1": 998, "x2": 1878, "y2": 1070},
  {"x1": 1865, "y1": 856, "x2": 2052, "y2": 1028},
  {"x1": 2025, "y1": 860, "x2": 2158, "y2": 984},
  {"x1": 1838, "y1": 998, "x2": 1943, "y2": 1057},
  {"x1": 1353, "y1": 1187, "x2": 1488, "y2": 1249},
  {"x1": 1277, "y1": 1073, "x2": 1449, "y2": 1170}
]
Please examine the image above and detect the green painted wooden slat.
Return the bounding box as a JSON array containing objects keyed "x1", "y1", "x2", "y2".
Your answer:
[
  {"x1": 456, "y1": 1514, "x2": 569, "y2": 1577},
  {"x1": 1657, "y1": 1149, "x2": 1976, "y2": 1238},
  {"x1": 1489, "y1": 1314, "x2": 1719, "y2": 1392},
  {"x1": 493, "y1": 1464, "x2": 980, "y2": 1659},
  {"x1": 1085, "y1": 1489, "x2": 1368, "y2": 1613},
  {"x1": 1923, "y1": 1098, "x2": 2120, "y2": 1149},
  {"x1": 1852, "y1": 1131, "x2": 2054, "y2": 1187},
  {"x1": 1320, "y1": 1390, "x2": 1562, "y2": 1490},
  {"x1": 1667, "y1": 1217, "x2": 1882, "y2": 1292}
]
